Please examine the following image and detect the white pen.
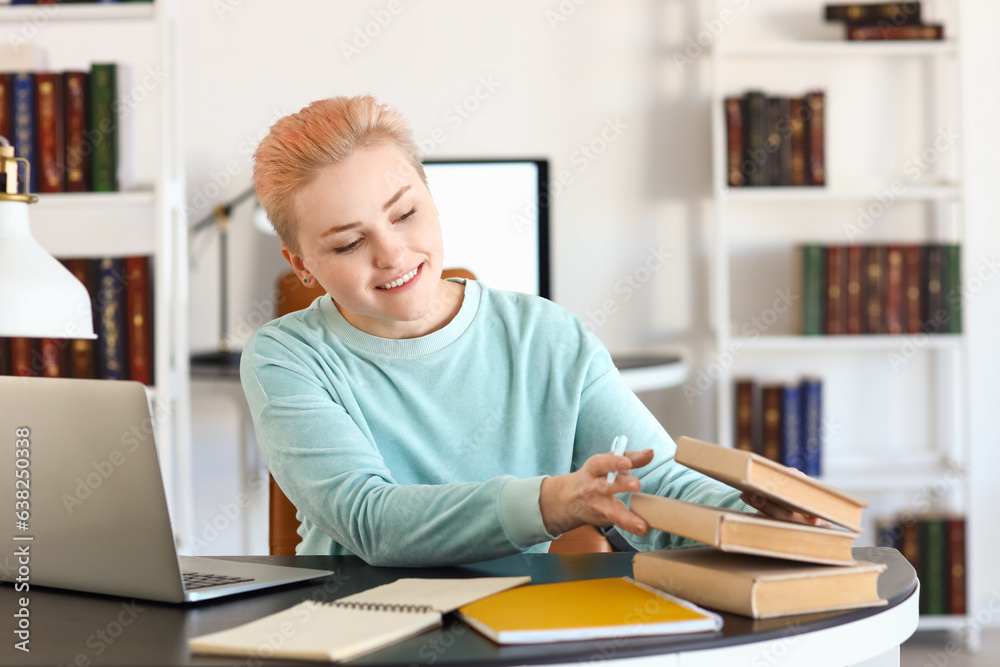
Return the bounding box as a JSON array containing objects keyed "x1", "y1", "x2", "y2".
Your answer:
[{"x1": 606, "y1": 434, "x2": 629, "y2": 484}]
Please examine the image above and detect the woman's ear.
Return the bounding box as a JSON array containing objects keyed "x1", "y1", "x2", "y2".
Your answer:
[{"x1": 281, "y1": 245, "x2": 314, "y2": 286}]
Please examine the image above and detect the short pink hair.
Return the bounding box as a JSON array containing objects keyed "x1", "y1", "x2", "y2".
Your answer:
[{"x1": 253, "y1": 95, "x2": 425, "y2": 254}]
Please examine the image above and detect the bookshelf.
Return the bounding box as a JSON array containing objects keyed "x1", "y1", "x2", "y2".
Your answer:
[
  {"x1": 0, "y1": 2, "x2": 192, "y2": 545},
  {"x1": 705, "y1": 0, "x2": 975, "y2": 651}
]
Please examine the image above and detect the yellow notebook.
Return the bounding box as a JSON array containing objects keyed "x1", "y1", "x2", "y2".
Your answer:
[{"x1": 456, "y1": 577, "x2": 722, "y2": 644}]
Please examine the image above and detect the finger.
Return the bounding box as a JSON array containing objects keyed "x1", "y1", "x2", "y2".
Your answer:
[
  {"x1": 624, "y1": 448, "x2": 655, "y2": 468},
  {"x1": 607, "y1": 471, "x2": 642, "y2": 494},
  {"x1": 611, "y1": 506, "x2": 649, "y2": 536}
]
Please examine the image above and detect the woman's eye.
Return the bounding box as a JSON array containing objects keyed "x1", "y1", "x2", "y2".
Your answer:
[
  {"x1": 398, "y1": 207, "x2": 416, "y2": 222},
  {"x1": 334, "y1": 239, "x2": 361, "y2": 254}
]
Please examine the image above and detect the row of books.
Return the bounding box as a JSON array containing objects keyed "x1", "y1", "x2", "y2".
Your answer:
[
  {"x1": 734, "y1": 377, "x2": 822, "y2": 477},
  {"x1": 876, "y1": 513, "x2": 966, "y2": 615},
  {"x1": 825, "y1": 2, "x2": 945, "y2": 41},
  {"x1": 0, "y1": 256, "x2": 153, "y2": 383},
  {"x1": 1, "y1": 65, "x2": 118, "y2": 193},
  {"x1": 800, "y1": 243, "x2": 962, "y2": 336},
  {"x1": 725, "y1": 91, "x2": 825, "y2": 188}
]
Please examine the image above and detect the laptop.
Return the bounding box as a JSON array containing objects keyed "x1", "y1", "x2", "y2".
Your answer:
[{"x1": 0, "y1": 375, "x2": 333, "y2": 603}]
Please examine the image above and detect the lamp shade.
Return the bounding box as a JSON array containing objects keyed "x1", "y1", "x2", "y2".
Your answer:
[{"x1": 0, "y1": 200, "x2": 96, "y2": 339}]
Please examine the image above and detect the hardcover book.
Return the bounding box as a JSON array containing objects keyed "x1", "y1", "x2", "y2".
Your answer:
[
  {"x1": 632, "y1": 547, "x2": 887, "y2": 619},
  {"x1": 629, "y1": 494, "x2": 858, "y2": 565},
  {"x1": 672, "y1": 436, "x2": 864, "y2": 531}
]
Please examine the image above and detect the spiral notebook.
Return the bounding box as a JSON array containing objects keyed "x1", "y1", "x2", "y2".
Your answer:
[{"x1": 187, "y1": 576, "x2": 530, "y2": 663}]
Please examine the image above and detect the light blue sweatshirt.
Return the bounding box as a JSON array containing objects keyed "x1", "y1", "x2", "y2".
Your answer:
[{"x1": 240, "y1": 279, "x2": 745, "y2": 566}]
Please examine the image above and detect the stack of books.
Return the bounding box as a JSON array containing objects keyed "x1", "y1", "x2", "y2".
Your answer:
[
  {"x1": 631, "y1": 437, "x2": 886, "y2": 619},
  {"x1": 824, "y1": 2, "x2": 944, "y2": 41}
]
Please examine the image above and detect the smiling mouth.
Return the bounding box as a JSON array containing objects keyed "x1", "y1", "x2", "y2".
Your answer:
[{"x1": 376, "y1": 265, "x2": 420, "y2": 290}]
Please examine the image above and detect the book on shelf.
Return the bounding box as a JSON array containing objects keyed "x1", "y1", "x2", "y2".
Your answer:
[
  {"x1": 733, "y1": 377, "x2": 823, "y2": 477},
  {"x1": 629, "y1": 494, "x2": 859, "y2": 565},
  {"x1": 189, "y1": 576, "x2": 530, "y2": 663},
  {"x1": 876, "y1": 513, "x2": 966, "y2": 615},
  {"x1": 632, "y1": 547, "x2": 887, "y2": 620},
  {"x1": 798, "y1": 243, "x2": 961, "y2": 336},
  {"x1": 674, "y1": 435, "x2": 859, "y2": 530},
  {"x1": 455, "y1": 577, "x2": 722, "y2": 645},
  {"x1": 847, "y1": 23, "x2": 944, "y2": 40},
  {"x1": 0, "y1": 255, "x2": 154, "y2": 383},
  {"x1": 726, "y1": 90, "x2": 825, "y2": 188},
  {"x1": 824, "y1": 2, "x2": 923, "y2": 26}
]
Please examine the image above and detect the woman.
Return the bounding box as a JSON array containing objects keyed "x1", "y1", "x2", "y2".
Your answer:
[{"x1": 244, "y1": 95, "x2": 801, "y2": 566}]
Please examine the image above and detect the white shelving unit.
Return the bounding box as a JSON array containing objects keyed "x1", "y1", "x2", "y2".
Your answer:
[
  {"x1": 0, "y1": 1, "x2": 191, "y2": 547},
  {"x1": 706, "y1": 0, "x2": 975, "y2": 651}
]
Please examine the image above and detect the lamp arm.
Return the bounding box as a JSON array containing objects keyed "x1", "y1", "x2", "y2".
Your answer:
[{"x1": 190, "y1": 185, "x2": 258, "y2": 236}]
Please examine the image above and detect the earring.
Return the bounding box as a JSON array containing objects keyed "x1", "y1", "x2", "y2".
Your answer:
[{"x1": 303, "y1": 278, "x2": 309, "y2": 285}]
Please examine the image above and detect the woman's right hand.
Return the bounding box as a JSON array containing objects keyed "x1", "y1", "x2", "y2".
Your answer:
[{"x1": 538, "y1": 449, "x2": 654, "y2": 537}]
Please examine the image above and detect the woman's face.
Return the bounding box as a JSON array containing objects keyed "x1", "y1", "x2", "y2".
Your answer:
[{"x1": 283, "y1": 143, "x2": 447, "y2": 339}]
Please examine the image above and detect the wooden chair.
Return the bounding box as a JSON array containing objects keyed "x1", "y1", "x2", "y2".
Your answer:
[{"x1": 266, "y1": 268, "x2": 612, "y2": 555}]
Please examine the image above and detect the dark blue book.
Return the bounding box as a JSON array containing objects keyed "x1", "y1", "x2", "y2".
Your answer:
[
  {"x1": 95, "y1": 257, "x2": 129, "y2": 381},
  {"x1": 800, "y1": 377, "x2": 823, "y2": 477},
  {"x1": 780, "y1": 384, "x2": 804, "y2": 472},
  {"x1": 11, "y1": 73, "x2": 35, "y2": 191}
]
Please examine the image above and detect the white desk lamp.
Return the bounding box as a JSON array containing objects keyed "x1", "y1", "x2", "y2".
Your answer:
[{"x1": 0, "y1": 138, "x2": 96, "y2": 339}]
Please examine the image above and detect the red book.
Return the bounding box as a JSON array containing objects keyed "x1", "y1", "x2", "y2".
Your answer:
[
  {"x1": 125, "y1": 256, "x2": 154, "y2": 385},
  {"x1": 39, "y1": 338, "x2": 64, "y2": 378},
  {"x1": 789, "y1": 97, "x2": 807, "y2": 187},
  {"x1": 884, "y1": 245, "x2": 904, "y2": 334},
  {"x1": 805, "y1": 91, "x2": 825, "y2": 186},
  {"x1": 63, "y1": 258, "x2": 96, "y2": 379},
  {"x1": 725, "y1": 97, "x2": 744, "y2": 187},
  {"x1": 846, "y1": 245, "x2": 864, "y2": 334},
  {"x1": 903, "y1": 245, "x2": 923, "y2": 333},
  {"x1": 826, "y1": 246, "x2": 846, "y2": 335},
  {"x1": 847, "y1": 23, "x2": 944, "y2": 41},
  {"x1": 864, "y1": 245, "x2": 886, "y2": 334},
  {"x1": 734, "y1": 378, "x2": 756, "y2": 453},
  {"x1": 948, "y1": 517, "x2": 966, "y2": 615},
  {"x1": 63, "y1": 71, "x2": 90, "y2": 192},
  {"x1": 760, "y1": 384, "x2": 783, "y2": 462},
  {"x1": 10, "y1": 338, "x2": 34, "y2": 377},
  {"x1": 34, "y1": 72, "x2": 64, "y2": 193}
]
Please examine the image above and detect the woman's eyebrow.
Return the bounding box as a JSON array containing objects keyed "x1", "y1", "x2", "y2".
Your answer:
[{"x1": 383, "y1": 185, "x2": 410, "y2": 211}]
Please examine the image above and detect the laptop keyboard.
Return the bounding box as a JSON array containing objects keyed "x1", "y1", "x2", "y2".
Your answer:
[{"x1": 182, "y1": 571, "x2": 255, "y2": 591}]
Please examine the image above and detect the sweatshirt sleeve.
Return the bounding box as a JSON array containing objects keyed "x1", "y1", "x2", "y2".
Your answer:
[
  {"x1": 571, "y1": 346, "x2": 749, "y2": 551},
  {"x1": 241, "y1": 331, "x2": 556, "y2": 566}
]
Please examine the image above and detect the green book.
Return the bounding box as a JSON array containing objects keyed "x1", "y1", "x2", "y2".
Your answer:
[
  {"x1": 800, "y1": 244, "x2": 825, "y2": 335},
  {"x1": 944, "y1": 244, "x2": 962, "y2": 334},
  {"x1": 90, "y1": 63, "x2": 118, "y2": 192},
  {"x1": 920, "y1": 517, "x2": 947, "y2": 615}
]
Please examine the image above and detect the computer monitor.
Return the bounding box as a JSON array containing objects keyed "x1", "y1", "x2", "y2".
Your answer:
[{"x1": 422, "y1": 159, "x2": 550, "y2": 299}]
